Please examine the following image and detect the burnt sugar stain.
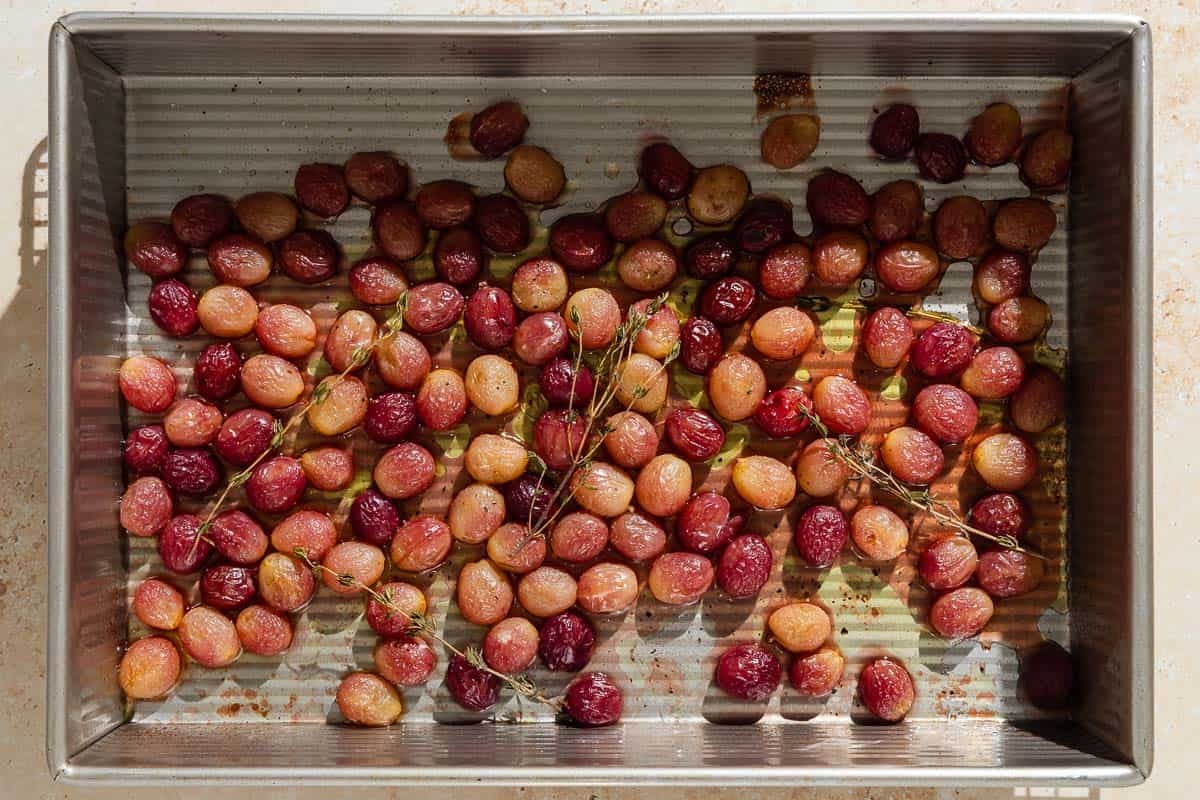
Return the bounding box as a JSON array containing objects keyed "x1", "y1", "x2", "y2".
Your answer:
[{"x1": 754, "y1": 73, "x2": 814, "y2": 116}]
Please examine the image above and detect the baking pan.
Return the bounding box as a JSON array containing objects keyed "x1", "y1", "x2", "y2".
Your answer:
[{"x1": 47, "y1": 13, "x2": 1153, "y2": 786}]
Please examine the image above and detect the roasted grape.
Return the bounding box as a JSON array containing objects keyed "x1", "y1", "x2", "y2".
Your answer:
[
  {"x1": 648, "y1": 552, "x2": 714, "y2": 605},
  {"x1": 551, "y1": 214, "x2": 613, "y2": 273},
  {"x1": 403, "y1": 281, "x2": 464, "y2": 335},
  {"x1": 206, "y1": 233, "x2": 272, "y2": 287},
  {"x1": 876, "y1": 241, "x2": 940, "y2": 294},
  {"x1": 372, "y1": 201, "x2": 427, "y2": 262},
  {"x1": 870, "y1": 104, "x2": 920, "y2": 158},
  {"x1": 270, "y1": 509, "x2": 337, "y2": 563},
  {"x1": 511, "y1": 257, "x2": 568, "y2": 313},
  {"x1": 124, "y1": 425, "x2": 169, "y2": 475},
  {"x1": 518, "y1": 566, "x2": 578, "y2": 618},
  {"x1": 448, "y1": 483, "x2": 505, "y2": 545},
  {"x1": 976, "y1": 548, "x2": 1044, "y2": 598},
  {"x1": 125, "y1": 222, "x2": 187, "y2": 278},
  {"x1": 577, "y1": 562, "x2": 638, "y2": 614},
  {"x1": 246, "y1": 455, "x2": 306, "y2": 514},
  {"x1": 464, "y1": 285, "x2": 517, "y2": 351},
  {"x1": 235, "y1": 192, "x2": 298, "y2": 243},
  {"x1": 717, "y1": 534, "x2": 773, "y2": 599},
  {"x1": 344, "y1": 151, "x2": 407, "y2": 204},
  {"x1": 972, "y1": 432, "x2": 1038, "y2": 491},
  {"x1": 751, "y1": 306, "x2": 815, "y2": 361},
  {"x1": 416, "y1": 369, "x2": 468, "y2": 431},
  {"x1": 158, "y1": 514, "x2": 212, "y2": 575},
  {"x1": 735, "y1": 198, "x2": 794, "y2": 255},
  {"x1": 336, "y1": 672, "x2": 402, "y2": 726},
  {"x1": 416, "y1": 180, "x2": 475, "y2": 230},
  {"x1": 1021, "y1": 641, "x2": 1074, "y2": 710},
  {"x1": 761, "y1": 113, "x2": 820, "y2": 169},
  {"x1": 1009, "y1": 366, "x2": 1066, "y2": 434},
  {"x1": 715, "y1": 643, "x2": 781, "y2": 701},
  {"x1": 196, "y1": 284, "x2": 258, "y2": 339},
  {"x1": 974, "y1": 249, "x2": 1030, "y2": 305},
  {"x1": 929, "y1": 586, "x2": 994, "y2": 638},
  {"x1": 148, "y1": 278, "x2": 199, "y2": 338},
  {"x1": 375, "y1": 331, "x2": 432, "y2": 391},
  {"x1": 209, "y1": 510, "x2": 269, "y2": 565},
  {"x1": 966, "y1": 103, "x2": 1021, "y2": 166},
  {"x1": 569, "y1": 461, "x2": 635, "y2": 518},
  {"x1": 133, "y1": 578, "x2": 185, "y2": 630},
  {"x1": 686, "y1": 234, "x2": 737, "y2": 279},
  {"x1": 915, "y1": 133, "x2": 967, "y2": 184},
  {"x1": 708, "y1": 354, "x2": 767, "y2": 422},
  {"x1": 390, "y1": 515, "x2": 452, "y2": 573},
  {"x1": 120, "y1": 476, "x2": 174, "y2": 537},
  {"x1": 789, "y1": 646, "x2": 845, "y2": 697},
  {"x1": 214, "y1": 408, "x2": 273, "y2": 468},
  {"x1": 475, "y1": 193, "x2": 531, "y2": 253},
  {"x1": 613, "y1": 354, "x2": 668, "y2": 414},
  {"x1": 970, "y1": 492, "x2": 1033, "y2": 542},
  {"x1": 549, "y1": 512, "x2": 608, "y2": 563},
  {"x1": 881, "y1": 426, "x2": 944, "y2": 485},
  {"x1": 934, "y1": 196, "x2": 988, "y2": 260},
  {"x1": 433, "y1": 225, "x2": 484, "y2": 285},
  {"x1": 700, "y1": 276, "x2": 756, "y2": 326},
  {"x1": 533, "y1": 408, "x2": 588, "y2": 471},
  {"x1": 171, "y1": 194, "x2": 233, "y2": 249},
  {"x1": 445, "y1": 654, "x2": 501, "y2": 712},
  {"x1": 161, "y1": 448, "x2": 220, "y2": 497},
  {"x1": 758, "y1": 242, "x2": 813, "y2": 300},
  {"x1": 631, "y1": 299, "x2": 681, "y2": 361},
  {"x1": 457, "y1": 559, "x2": 513, "y2": 625},
  {"x1": 869, "y1": 180, "x2": 923, "y2": 243},
  {"x1": 795, "y1": 438, "x2": 850, "y2": 498},
  {"x1": 687, "y1": 164, "x2": 749, "y2": 225},
  {"x1": 618, "y1": 238, "x2": 679, "y2": 292},
  {"x1": 918, "y1": 535, "x2": 978, "y2": 590},
  {"x1": 120, "y1": 355, "x2": 176, "y2": 413},
  {"x1": 679, "y1": 316, "x2": 724, "y2": 374},
  {"x1": 193, "y1": 342, "x2": 243, "y2": 403},
  {"x1": 539, "y1": 611, "x2": 596, "y2": 671},
  {"x1": 961, "y1": 346, "x2": 1025, "y2": 399},
  {"x1": 812, "y1": 375, "x2": 871, "y2": 436},
  {"x1": 753, "y1": 385, "x2": 812, "y2": 439},
  {"x1": 178, "y1": 605, "x2": 241, "y2": 668},
  {"x1": 993, "y1": 197, "x2": 1057, "y2": 252},
  {"x1": 665, "y1": 408, "x2": 725, "y2": 462},
  {"x1": 306, "y1": 376, "x2": 368, "y2": 436},
  {"x1": 365, "y1": 581, "x2": 427, "y2": 637},
  {"x1": 278, "y1": 229, "x2": 339, "y2": 285},
  {"x1": 1021, "y1": 128, "x2": 1073, "y2": 189},
  {"x1": 806, "y1": 170, "x2": 869, "y2": 229},
  {"x1": 294, "y1": 162, "x2": 349, "y2": 218},
  {"x1": 640, "y1": 141, "x2": 693, "y2": 200},
  {"x1": 257, "y1": 553, "x2": 315, "y2": 612},
  {"x1": 988, "y1": 296, "x2": 1049, "y2": 344},
  {"x1": 487, "y1": 522, "x2": 546, "y2": 574},
  {"x1": 374, "y1": 636, "x2": 436, "y2": 687},
  {"x1": 794, "y1": 504, "x2": 847, "y2": 568},
  {"x1": 464, "y1": 433, "x2": 528, "y2": 485},
  {"x1": 911, "y1": 383, "x2": 978, "y2": 445},
  {"x1": 635, "y1": 454, "x2": 693, "y2": 517},
  {"x1": 119, "y1": 636, "x2": 181, "y2": 699},
  {"x1": 504, "y1": 145, "x2": 566, "y2": 204},
  {"x1": 565, "y1": 288, "x2": 621, "y2": 349},
  {"x1": 850, "y1": 505, "x2": 910, "y2": 562},
  {"x1": 255, "y1": 303, "x2": 317, "y2": 359},
  {"x1": 564, "y1": 672, "x2": 624, "y2": 727},
  {"x1": 609, "y1": 512, "x2": 667, "y2": 562},
  {"x1": 321, "y1": 541, "x2": 386, "y2": 595},
  {"x1": 912, "y1": 322, "x2": 976, "y2": 379},
  {"x1": 768, "y1": 601, "x2": 831, "y2": 653},
  {"x1": 464, "y1": 354, "x2": 520, "y2": 416},
  {"x1": 199, "y1": 564, "x2": 257, "y2": 612},
  {"x1": 606, "y1": 191, "x2": 668, "y2": 242},
  {"x1": 504, "y1": 474, "x2": 556, "y2": 527},
  {"x1": 858, "y1": 657, "x2": 915, "y2": 721},
  {"x1": 240, "y1": 354, "x2": 304, "y2": 409},
  {"x1": 676, "y1": 491, "x2": 743, "y2": 554},
  {"x1": 812, "y1": 231, "x2": 869, "y2": 287},
  {"x1": 470, "y1": 100, "x2": 528, "y2": 158},
  {"x1": 603, "y1": 411, "x2": 659, "y2": 469},
  {"x1": 484, "y1": 617, "x2": 539, "y2": 673},
  {"x1": 236, "y1": 605, "x2": 293, "y2": 657},
  {"x1": 732, "y1": 455, "x2": 796, "y2": 510},
  {"x1": 540, "y1": 357, "x2": 595, "y2": 408}
]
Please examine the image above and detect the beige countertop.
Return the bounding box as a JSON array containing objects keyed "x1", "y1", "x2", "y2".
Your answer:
[{"x1": 3, "y1": 2, "x2": 1189, "y2": 798}]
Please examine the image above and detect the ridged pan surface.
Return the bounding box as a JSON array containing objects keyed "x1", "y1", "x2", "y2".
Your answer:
[{"x1": 120, "y1": 74, "x2": 1070, "y2": 727}]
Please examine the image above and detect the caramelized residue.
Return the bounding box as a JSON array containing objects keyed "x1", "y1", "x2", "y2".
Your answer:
[
  {"x1": 444, "y1": 111, "x2": 480, "y2": 160},
  {"x1": 754, "y1": 73, "x2": 814, "y2": 115}
]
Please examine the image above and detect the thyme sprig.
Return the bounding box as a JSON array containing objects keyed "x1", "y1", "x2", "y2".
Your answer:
[
  {"x1": 795, "y1": 295, "x2": 985, "y2": 336},
  {"x1": 521, "y1": 293, "x2": 678, "y2": 543},
  {"x1": 188, "y1": 293, "x2": 408, "y2": 557},
  {"x1": 800, "y1": 406, "x2": 1047, "y2": 560},
  {"x1": 292, "y1": 547, "x2": 560, "y2": 712}
]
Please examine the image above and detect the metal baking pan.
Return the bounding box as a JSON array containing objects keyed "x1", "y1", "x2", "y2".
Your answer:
[{"x1": 47, "y1": 13, "x2": 1153, "y2": 786}]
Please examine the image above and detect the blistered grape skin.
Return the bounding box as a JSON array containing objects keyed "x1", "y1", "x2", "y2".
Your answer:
[
  {"x1": 862, "y1": 307, "x2": 915, "y2": 369},
  {"x1": 973, "y1": 433, "x2": 1039, "y2": 491},
  {"x1": 464, "y1": 433, "x2": 528, "y2": 485},
  {"x1": 795, "y1": 438, "x2": 851, "y2": 498},
  {"x1": 565, "y1": 288, "x2": 621, "y2": 349},
  {"x1": 717, "y1": 534, "x2": 773, "y2": 599},
  {"x1": 446, "y1": 654, "x2": 501, "y2": 713},
  {"x1": 390, "y1": 515, "x2": 453, "y2": 573},
  {"x1": 533, "y1": 409, "x2": 588, "y2": 472},
  {"x1": 270, "y1": 509, "x2": 337, "y2": 563},
  {"x1": 199, "y1": 565, "x2": 258, "y2": 612},
  {"x1": 240, "y1": 354, "x2": 304, "y2": 410},
  {"x1": 119, "y1": 636, "x2": 182, "y2": 700},
  {"x1": 665, "y1": 408, "x2": 726, "y2": 462},
  {"x1": 912, "y1": 384, "x2": 979, "y2": 445},
  {"x1": 164, "y1": 398, "x2": 223, "y2": 447},
  {"x1": 120, "y1": 476, "x2": 174, "y2": 537},
  {"x1": 464, "y1": 285, "x2": 517, "y2": 351},
  {"x1": 178, "y1": 605, "x2": 242, "y2": 668},
  {"x1": 171, "y1": 194, "x2": 235, "y2": 249},
  {"x1": 133, "y1": 578, "x2": 185, "y2": 630},
  {"x1": 433, "y1": 226, "x2": 484, "y2": 285},
  {"x1": 812, "y1": 375, "x2": 871, "y2": 436},
  {"x1": 246, "y1": 456, "x2": 306, "y2": 514},
  {"x1": 375, "y1": 331, "x2": 432, "y2": 391},
  {"x1": 768, "y1": 601, "x2": 832, "y2": 653},
  {"x1": 977, "y1": 548, "x2": 1045, "y2": 599},
  {"x1": 236, "y1": 605, "x2": 293, "y2": 657},
  {"x1": 912, "y1": 323, "x2": 976, "y2": 379},
  {"x1": 161, "y1": 448, "x2": 221, "y2": 497},
  {"x1": 604, "y1": 411, "x2": 659, "y2": 469},
  {"x1": 209, "y1": 509, "x2": 269, "y2": 565},
  {"x1": 517, "y1": 566, "x2": 578, "y2": 618},
  {"x1": 256, "y1": 553, "x2": 315, "y2": 613},
  {"x1": 754, "y1": 386, "x2": 813, "y2": 439},
  {"x1": 635, "y1": 454, "x2": 693, "y2": 518},
  {"x1": 676, "y1": 492, "x2": 743, "y2": 554},
  {"x1": 988, "y1": 296, "x2": 1050, "y2": 345},
  {"x1": 483, "y1": 617, "x2": 539, "y2": 673},
  {"x1": 812, "y1": 231, "x2": 869, "y2": 287},
  {"x1": 732, "y1": 455, "x2": 797, "y2": 510},
  {"x1": 513, "y1": 312, "x2": 570, "y2": 366},
  {"x1": 850, "y1": 505, "x2": 910, "y2": 563},
  {"x1": 858, "y1": 658, "x2": 915, "y2": 722},
  {"x1": 789, "y1": 646, "x2": 845, "y2": 697},
  {"x1": 715, "y1": 643, "x2": 782, "y2": 702},
  {"x1": 700, "y1": 276, "x2": 756, "y2": 326},
  {"x1": 550, "y1": 214, "x2": 614, "y2": 274},
  {"x1": 125, "y1": 221, "x2": 187, "y2": 279},
  {"x1": 1009, "y1": 366, "x2": 1066, "y2": 434},
  {"x1": 194, "y1": 342, "x2": 244, "y2": 402},
  {"x1": 119, "y1": 431, "x2": 174, "y2": 484},
  {"x1": 609, "y1": 512, "x2": 667, "y2": 562},
  {"x1": 708, "y1": 354, "x2": 767, "y2": 422},
  {"x1": 685, "y1": 234, "x2": 737, "y2": 279},
  {"x1": 416, "y1": 369, "x2": 468, "y2": 432},
  {"x1": 794, "y1": 505, "x2": 848, "y2": 568},
  {"x1": 648, "y1": 552, "x2": 714, "y2": 605},
  {"x1": 349, "y1": 257, "x2": 408, "y2": 306},
  {"x1": 870, "y1": 104, "x2": 920, "y2": 158},
  {"x1": 214, "y1": 408, "x2": 274, "y2": 468},
  {"x1": 336, "y1": 672, "x2": 403, "y2": 727},
  {"x1": 569, "y1": 461, "x2": 635, "y2": 519},
  {"x1": 918, "y1": 535, "x2": 978, "y2": 590},
  {"x1": 881, "y1": 426, "x2": 945, "y2": 485},
  {"x1": 475, "y1": 193, "x2": 531, "y2": 253},
  {"x1": 448, "y1": 483, "x2": 505, "y2": 545},
  {"x1": 300, "y1": 446, "x2": 353, "y2": 491},
  {"x1": 538, "y1": 611, "x2": 596, "y2": 672},
  {"x1": 961, "y1": 346, "x2": 1026, "y2": 399},
  {"x1": 1021, "y1": 641, "x2": 1074, "y2": 710},
  {"x1": 403, "y1": 282, "x2": 465, "y2": 335},
  {"x1": 495, "y1": 518, "x2": 557, "y2": 572},
  {"x1": 758, "y1": 242, "x2": 813, "y2": 300},
  {"x1": 750, "y1": 306, "x2": 815, "y2": 361},
  {"x1": 321, "y1": 542, "x2": 386, "y2": 595},
  {"x1": 970, "y1": 492, "x2": 1033, "y2": 542},
  {"x1": 640, "y1": 141, "x2": 693, "y2": 200},
  {"x1": 119, "y1": 355, "x2": 177, "y2": 414},
  {"x1": 374, "y1": 636, "x2": 437, "y2": 687},
  {"x1": 564, "y1": 672, "x2": 624, "y2": 727},
  {"x1": 577, "y1": 562, "x2": 639, "y2": 614},
  {"x1": 365, "y1": 581, "x2": 427, "y2": 637},
  {"x1": 324, "y1": 310, "x2": 378, "y2": 374},
  {"x1": 278, "y1": 229, "x2": 339, "y2": 285},
  {"x1": 550, "y1": 512, "x2": 609, "y2": 563},
  {"x1": 930, "y1": 586, "x2": 995, "y2": 639},
  {"x1": 158, "y1": 514, "x2": 212, "y2": 575},
  {"x1": 679, "y1": 317, "x2": 724, "y2": 375}
]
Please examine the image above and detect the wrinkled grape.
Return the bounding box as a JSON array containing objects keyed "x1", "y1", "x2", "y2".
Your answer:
[
  {"x1": 717, "y1": 534, "x2": 773, "y2": 599},
  {"x1": 390, "y1": 515, "x2": 452, "y2": 573},
  {"x1": 977, "y1": 548, "x2": 1044, "y2": 598},
  {"x1": 812, "y1": 375, "x2": 871, "y2": 436},
  {"x1": 881, "y1": 426, "x2": 944, "y2": 485},
  {"x1": 549, "y1": 512, "x2": 609, "y2": 563},
  {"x1": 375, "y1": 636, "x2": 436, "y2": 687},
  {"x1": 850, "y1": 505, "x2": 910, "y2": 562},
  {"x1": 972, "y1": 432, "x2": 1038, "y2": 491},
  {"x1": 448, "y1": 483, "x2": 505, "y2": 545},
  {"x1": 929, "y1": 586, "x2": 994, "y2": 639},
  {"x1": 665, "y1": 407, "x2": 725, "y2": 462},
  {"x1": 484, "y1": 617, "x2": 539, "y2": 673},
  {"x1": 456, "y1": 559, "x2": 513, "y2": 625},
  {"x1": 768, "y1": 601, "x2": 831, "y2": 653},
  {"x1": 715, "y1": 643, "x2": 782, "y2": 701},
  {"x1": 1009, "y1": 366, "x2": 1066, "y2": 434},
  {"x1": 194, "y1": 342, "x2": 243, "y2": 402},
  {"x1": 648, "y1": 552, "x2": 713, "y2": 605},
  {"x1": 539, "y1": 611, "x2": 596, "y2": 672},
  {"x1": 751, "y1": 306, "x2": 815, "y2": 361},
  {"x1": 577, "y1": 562, "x2": 638, "y2": 615},
  {"x1": 794, "y1": 504, "x2": 847, "y2": 568},
  {"x1": 858, "y1": 657, "x2": 914, "y2": 721},
  {"x1": 911, "y1": 383, "x2": 979, "y2": 445},
  {"x1": 609, "y1": 511, "x2": 667, "y2": 562},
  {"x1": 789, "y1": 646, "x2": 845, "y2": 697},
  {"x1": 918, "y1": 535, "x2": 978, "y2": 590}
]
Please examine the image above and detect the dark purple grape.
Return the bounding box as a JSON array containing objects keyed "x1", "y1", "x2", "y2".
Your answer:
[
  {"x1": 564, "y1": 672, "x2": 623, "y2": 727},
  {"x1": 504, "y1": 473, "x2": 556, "y2": 526},
  {"x1": 463, "y1": 285, "x2": 516, "y2": 351},
  {"x1": 445, "y1": 653, "x2": 501, "y2": 712},
  {"x1": 161, "y1": 448, "x2": 220, "y2": 496},
  {"x1": 734, "y1": 198, "x2": 793, "y2": 254},
  {"x1": 538, "y1": 611, "x2": 596, "y2": 672},
  {"x1": 194, "y1": 342, "x2": 243, "y2": 402},
  {"x1": 364, "y1": 392, "x2": 417, "y2": 445},
  {"x1": 124, "y1": 425, "x2": 170, "y2": 475},
  {"x1": 700, "y1": 277, "x2": 756, "y2": 326},
  {"x1": 684, "y1": 234, "x2": 736, "y2": 279},
  {"x1": 679, "y1": 317, "x2": 723, "y2": 374},
  {"x1": 539, "y1": 357, "x2": 596, "y2": 408},
  {"x1": 664, "y1": 408, "x2": 725, "y2": 461},
  {"x1": 200, "y1": 565, "x2": 257, "y2": 612},
  {"x1": 715, "y1": 643, "x2": 781, "y2": 701},
  {"x1": 158, "y1": 514, "x2": 213, "y2": 574},
  {"x1": 350, "y1": 489, "x2": 402, "y2": 548}
]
